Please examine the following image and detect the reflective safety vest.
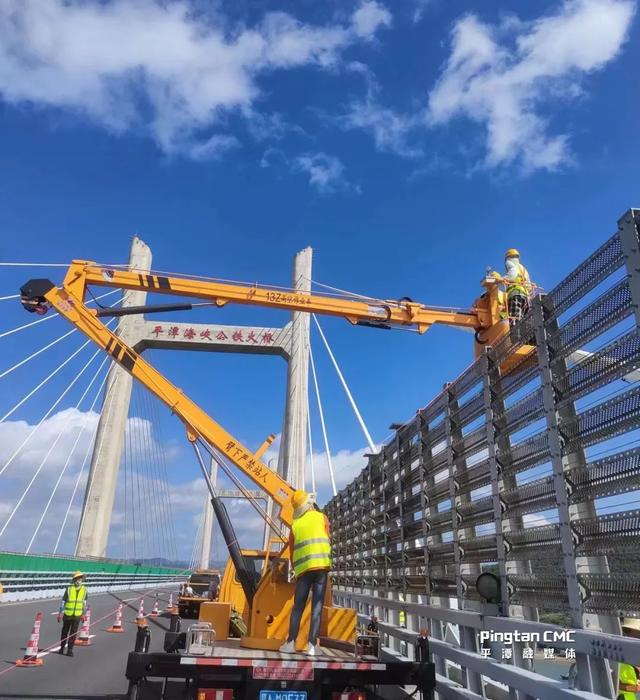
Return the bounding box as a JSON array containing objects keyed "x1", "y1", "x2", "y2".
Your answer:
[
  {"x1": 618, "y1": 662, "x2": 640, "y2": 698},
  {"x1": 64, "y1": 585, "x2": 87, "y2": 618},
  {"x1": 505, "y1": 262, "x2": 532, "y2": 298},
  {"x1": 618, "y1": 691, "x2": 637, "y2": 700},
  {"x1": 291, "y1": 510, "x2": 332, "y2": 577}
]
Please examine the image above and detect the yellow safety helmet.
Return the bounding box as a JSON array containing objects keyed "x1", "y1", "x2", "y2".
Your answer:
[
  {"x1": 504, "y1": 248, "x2": 520, "y2": 259},
  {"x1": 71, "y1": 571, "x2": 84, "y2": 580},
  {"x1": 291, "y1": 490, "x2": 309, "y2": 511}
]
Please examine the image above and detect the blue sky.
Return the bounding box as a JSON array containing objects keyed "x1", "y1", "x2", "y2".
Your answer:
[{"x1": 0, "y1": 0, "x2": 638, "y2": 561}]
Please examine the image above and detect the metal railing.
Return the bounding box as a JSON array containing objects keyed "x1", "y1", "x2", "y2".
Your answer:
[
  {"x1": 1, "y1": 569, "x2": 184, "y2": 601},
  {"x1": 327, "y1": 208, "x2": 640, "y2": 699},
  {"x1": 0, "y1": 551, "x2": 188, "y2": 601}
]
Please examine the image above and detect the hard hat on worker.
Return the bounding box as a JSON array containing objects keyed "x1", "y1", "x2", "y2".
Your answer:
[
  {"x1": 71, "y1": 571, "x2": 84, "y2": 581},
  {"x1": 291, "y1": 489, "x2": 311, "y2": 518},
  {"x1": 291, "y1": 490, "x2": 309, "y2": 509},
  {"x1": 504, "y1": 248, "x2": 520, "y2": 259}
]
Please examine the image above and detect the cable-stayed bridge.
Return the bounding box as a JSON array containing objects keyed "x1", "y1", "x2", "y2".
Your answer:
[{"x1": 1, "y1": 209, "x2": 640, "y2": 699}]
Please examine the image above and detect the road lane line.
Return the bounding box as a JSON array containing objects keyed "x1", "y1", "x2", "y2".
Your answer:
[{"x1": 35, "y1": 635, "x2": 97, "y2": 658}]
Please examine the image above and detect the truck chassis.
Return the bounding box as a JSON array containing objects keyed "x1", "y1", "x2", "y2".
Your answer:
[{"x1": 125, "y1": 649, "x2": 436, "y2": 700}]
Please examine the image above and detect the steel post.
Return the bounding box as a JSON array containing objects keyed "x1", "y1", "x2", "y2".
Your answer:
[
  {"x1": 532, "y1": 298, "x2": 615, "y2": 698},
  {"x1": 618, "y1": 209, "x2": 640, "y2": 331}
]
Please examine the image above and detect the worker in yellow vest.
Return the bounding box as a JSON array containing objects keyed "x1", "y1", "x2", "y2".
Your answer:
[
  {"x1": 397, "y1": 592, "x2": 407, "y2": 627},
  {"x1": 57, "y1": 571, "x2": 88, "y2": 657},
  {"x1": 618, "y1": 619, "x2": 640, "y2": 699},
  {"x1": 279, "y1": 490, "x2": 332, "y2": 656},
  {"x1": 502, "y1": 248, "x2": 532, "y2": 324}
]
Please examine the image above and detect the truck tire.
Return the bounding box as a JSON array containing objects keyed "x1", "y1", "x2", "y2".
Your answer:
[{"x1": 127, "y1": 680, "x2": 142, "y2": 700}]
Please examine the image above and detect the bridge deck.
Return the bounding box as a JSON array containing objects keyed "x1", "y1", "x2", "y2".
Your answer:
[{"x1": 0, "y1": 587, "x2": 178, "y2": 699}]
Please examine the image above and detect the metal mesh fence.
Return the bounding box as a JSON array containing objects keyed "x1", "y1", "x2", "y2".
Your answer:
[{"x1": 326, "y1": 208, "x2": 640, "y2": 698}]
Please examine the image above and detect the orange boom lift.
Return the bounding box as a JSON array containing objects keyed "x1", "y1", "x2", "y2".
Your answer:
[{"x1": 19, "y1": 262, "x2": 532, "y2": 648}]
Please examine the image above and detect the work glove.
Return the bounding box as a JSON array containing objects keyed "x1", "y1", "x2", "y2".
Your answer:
[{"x1": 57, "y1": 614, "x2": 62, "y2": 623}]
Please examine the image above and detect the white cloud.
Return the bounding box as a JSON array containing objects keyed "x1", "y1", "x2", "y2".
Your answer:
[
  {"x1": 306, "y1": 445, "x2": 371, "y2": 493},
  {"x1": 0, "y1": 0, "x2": 392, "y2": 157},
  {"x1": 0, "y1": 404, "x2": 284, "y2": 560},
  {"x1": 0, "y1": 407, "x2": 100, "y2": 476},
  {"x1": 340, "y1": 60, "x2": 423, "y2": 158},
  {"x1": 259, "y1": 148, "x2": 357, "y2": 193},
  {"x1": 352, "y1": 1, "x2": 392, "y2": 39},
  {"x1": 245, "y1": 110, "x2": 305, "y2": 142},
  {"x1": 0, "y1": 400, "x2": 372, "y2": 560},
  {"x1": 0, "y1": 407, "x2": 179, "y2": 555},
  {"x1": 259, "y1": 146, "x2": 288, "y2": 169},
  {"x1": 188, "y1": 134, "x2": 240, "y2": 161},
  {"x1": 342, "y1": 99, "x2": 423, "y2": 158},
  {"x1": 427, "y1": 0, "x2": 636, "y2": 172},
  {"x1": 412, "y1": 0, "x2": 434, "y2": 25},
  {"x1": 295, "y1": 152, "x2": 357, "y2": 193}
]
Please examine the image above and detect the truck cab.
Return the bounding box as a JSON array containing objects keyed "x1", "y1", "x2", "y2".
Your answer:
[{"x1": 178, "y1": 569, "x2": 221, "y2": 619}]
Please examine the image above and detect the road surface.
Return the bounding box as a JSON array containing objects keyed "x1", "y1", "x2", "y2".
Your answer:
[{"x1": 0, "y1": 587, "x2": 181, "y2": 699}]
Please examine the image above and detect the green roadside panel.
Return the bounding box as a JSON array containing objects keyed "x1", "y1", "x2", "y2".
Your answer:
[{"x1": 0, "y1": 551, "x2": 190, "y2": 577}]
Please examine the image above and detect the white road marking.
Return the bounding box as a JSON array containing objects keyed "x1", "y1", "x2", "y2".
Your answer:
[{"x1": 35, "y1": 635, "x2": 96, "y2": 659}]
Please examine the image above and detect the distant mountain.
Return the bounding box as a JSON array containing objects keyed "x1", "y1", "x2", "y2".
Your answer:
[
  {"x1": 125, "y1": 557, "x2": 229, "y2": 571},
  {"x1": 126, "y1": 557, "x2": 191, "y2": 569}
]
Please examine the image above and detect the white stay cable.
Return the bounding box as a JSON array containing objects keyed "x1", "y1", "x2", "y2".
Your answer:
[
  {"x1": 307, "y1": 392, "x2": 316, "y2": 494},
  {"x1": 0, "y1": 345, "x2": 108, "y2": 539},
  {"x1": 25, "y1": 355, "x2": 110, "y2": 553},
  {"x1": 0, "y1": 288, "x2": 121, "y2": 340},
  {"x1": 312, "y1": 315, "x2": 376, "y2": 454},
  {"x1": 58, "y1": 435, "x2": 93, "y2": 555},
  {"x1": 0, "y1": 292, "x2": 127, "y2": 434},
  {"x1": 0, "y1": 317, "x2": 117, "y2": 476},
  {"x1": 309, "y1": 346, "x2": 337, "y2": 497},
  {"x1": 0, "y1": 312, "x2": 59, "y2": 339},
  {"x1": 0, "y1": 294, "x2": 20, "y2": 301},
  {"x1": 0, "y1": 338, "x2": 93, "y2": 425},
  {"x1": 0, "y1": 327, "x2": 76, "y2": 380}
]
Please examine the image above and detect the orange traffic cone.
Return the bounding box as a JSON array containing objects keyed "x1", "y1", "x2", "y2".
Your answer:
[
  {"x1": 165, "y1": 592, "x2": 177, "y2": 613},
  {"x1": 136, "y1": 598, "x2": 147, "y2": 627},
  {"x1": 15, "y1": 612, "x2": 44, "y2": 666},
  {"x1": 75, "y1": 606, "x2": 92, "y2": 646},
  {"x1": 106, "y1": 603, "x2": 124, "y2": 633},
  {"x1": 150, "y1": 595, "x2": 160, "y2": 617}
]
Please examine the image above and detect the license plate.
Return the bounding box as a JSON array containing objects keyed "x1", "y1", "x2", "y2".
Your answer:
[
  {"x1": 259, "y1": 692, "x2": 307, "y2": 700},
  {"x1": 253, "y1": 666, "x2": 313, "y2": 681}
]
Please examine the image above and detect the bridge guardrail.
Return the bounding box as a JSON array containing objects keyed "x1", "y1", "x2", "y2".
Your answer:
[
  {"x1": 1, "y1": 568, "x2": 185, "y2": 601},
  {"x1": 338, "y1": 590, "x2": 640, "y2": 700},
  {"x1": 0, "y1": 551, "x2": 190, "y2": 602}
]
